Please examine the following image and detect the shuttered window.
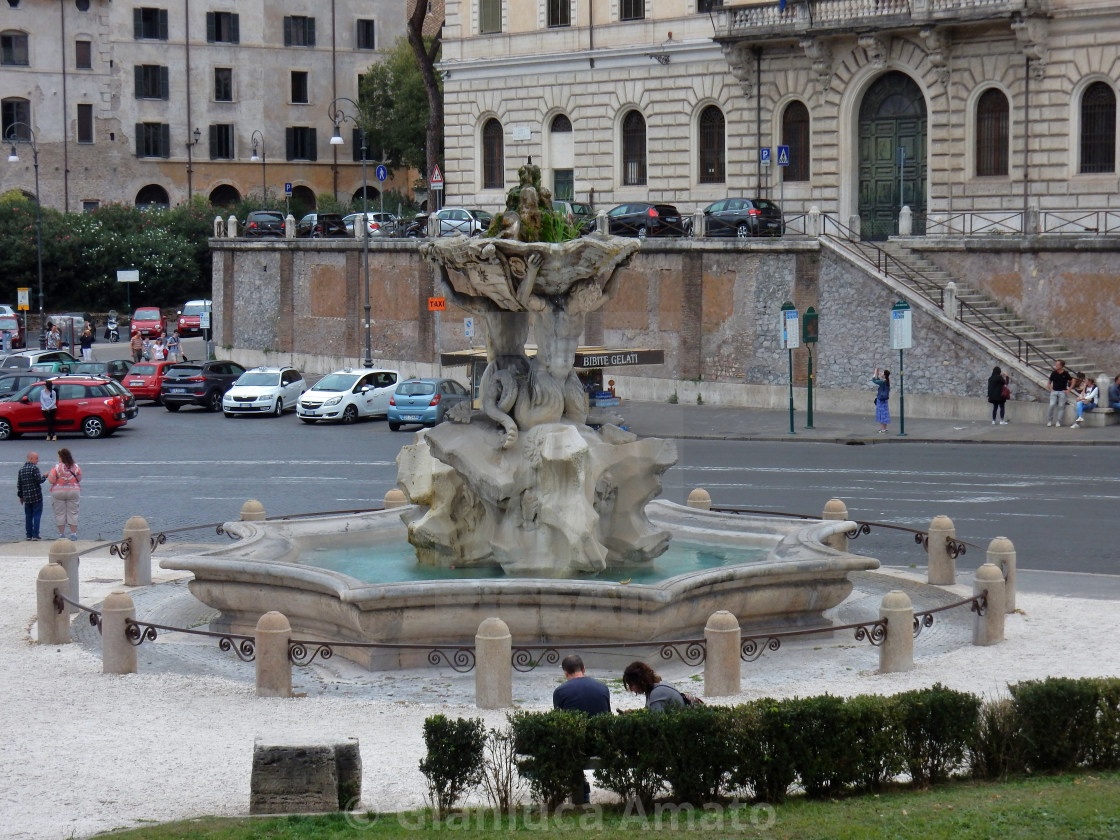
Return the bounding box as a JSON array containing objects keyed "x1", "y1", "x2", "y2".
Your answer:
[
  {"x1": 480, "y1": 0, "x2": 501, "y2": 34},
  {"x1": 135, "y1": 122, "x2": 171, "y2": 157},
  {"x1": 133, "y1": 8, "x2": 168, "y2": 40},
  {"x1": 134, "y1": 65, "x2": 169, "y2": 100},
  {"x1": 283, "y1": 16, "x2": 316, "y2": 47},
  {"x1": 285, "y1": 127, "x2": 317, "y2": 161},
  {"x1": 206, "y1": 12, "x2": 239, "y2": 44}
]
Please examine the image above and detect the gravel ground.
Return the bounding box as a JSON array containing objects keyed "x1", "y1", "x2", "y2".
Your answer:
[{"x1": 4, "y1": 546, "x2": 1120, "y2": 840}]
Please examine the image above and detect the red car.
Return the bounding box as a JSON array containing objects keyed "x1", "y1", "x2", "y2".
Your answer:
[
  {"x1": 130, "y1": 306, "x2": 166, "y2": 338},
  {"x1": 176, "y1": 299, "x2": 212, "y2": 338},
  {"x1": 0, "y1": 376, "x2": 131, "y2": 439},
  {"x1": 0, "y1": 314, "x2": 25, "y2": 349},
  {"x1": 124, "y1": 359, "x2": 178, "y2": 404}
]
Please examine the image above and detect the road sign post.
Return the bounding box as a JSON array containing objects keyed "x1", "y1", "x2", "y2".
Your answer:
[
  {"x1": 890, "y1": 300, "x2": 912, "y2": 436},
  {"x1": 779, "y1": 301, "x2": 800, "y2": 435},
  {"x1": 429, "y1": 165, "x2": 444, "y2": 213},
  {"x1": 802, "y1": 306, "x2": 818, "y2": 429},
  {"x1": 116, "y1": 269, "x2": 139, "y2": 319},
  {"x1": 777, "y1": 145, "x2": 790, "y2": 237}
]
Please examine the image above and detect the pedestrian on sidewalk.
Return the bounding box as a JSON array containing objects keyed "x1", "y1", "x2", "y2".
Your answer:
[
  {"x1": 39, "y1": 380, "x2": 57, "y2": 442},
  {"x1": 79, "y1": 327, "x2": 94, "y2": 362},
  {"x1": 987, "y1": 365, "x2": 1010, "y2": 424},
  {"x1": 166, "y1": 330, "x2": 182, "y2": 362},
  {"x1": 1046, "y1": 360, "x2": 1072, "y2": 427},
  {"x1": 872, "y1": 367, "x2": 891, "y2": 433},
  {"x1": 16, "y1": 451, "x2": 45, "y2": 541},
  {"x1": 1071, "y1": 378, "x2": 1099, "y2": 427},
  {"x1": 130, "y1": 331, "x2": 143, "y2": 363},
  {"x1": 46, "y1": 447, "x2": 81, "y2": 540}
]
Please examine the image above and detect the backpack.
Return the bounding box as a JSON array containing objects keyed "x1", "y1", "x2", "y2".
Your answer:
[{"x1": 677, "y1": 687, "x2": 704, "y2": 707}]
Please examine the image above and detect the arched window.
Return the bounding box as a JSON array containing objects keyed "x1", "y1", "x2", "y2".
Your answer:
[
  {"x1": 621, "y1": 110, "x2": 646, "y2": 186},
  {"x1": 975, "y1": 88, "x2": 1009, "y2": 176},
  {"x1": 782, "y1": 101, "x2": 810, "y2": 182},
  {"x1": 1080, "y1": 81, "x2": 1116, "y2": 174},
  {"x1": 550, "y1": 114, "x2": 574, "y2": 199},
  {"x1": 1, "y1": 97, "x2": 31, "y2": 140},
  {"x1": 208, "y1": 184, "x2": 241, "y2": 207},
  {"x1": 135, "y1": 184, "x2": 170, "y2": 208},
  {"x1": 698, "y1": 105, "x2": 725, "y2": 184},
  {"x1": 0, "y1": 29, "x2": 29, "y2": 65},
  {"x1": 550, "y1": 114, "x2": 572, "y2": 133},
  {"x1": 482, "y1": 118, "x2": 504, "y2": 189}
]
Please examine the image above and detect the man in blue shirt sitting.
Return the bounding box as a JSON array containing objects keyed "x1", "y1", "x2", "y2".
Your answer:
[{"x1": 552, "y1": 654, "x2": 610, "y2": 805}]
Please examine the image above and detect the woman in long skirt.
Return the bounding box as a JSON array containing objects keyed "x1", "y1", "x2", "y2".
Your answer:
[{"x1": 872, "y1": 368, "x2": 891, "y2": 433}]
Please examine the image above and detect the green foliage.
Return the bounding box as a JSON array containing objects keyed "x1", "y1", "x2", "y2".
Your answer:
[
  {"x1": 728, "y1": 699, "x2": 798, "y2": 803},
  {"x1": 510, "y1": 710, "x2": 592, "y2": 811},
  {"x1": 970, "y1": 697, "x2": 1027, "y2": 780},
  {"x1": 667, "y1": 392, "x2": 678, "y2": 404},
  {"x1": 586, "y1": 710, "x2": 665, "y2": 809},
  {"x1": 842, "y1": 693, "x2": 906, "y2": 792},
  {"x1": 417, "y1": 714, "x2": 486, "y2": 816},
  {"x1": 478, "y1": 725, "x2": 523, "y2": 813},
  {"x1": 1010, "y1": 677, "x2": 1108, "y2": 772},
  {"x1": 1094, "y1": 678, "x2": 1120, "y2": 769},
  {"x1": 359, "y1": 37, "x2": 438, "y2": 172},
  {"x1": 654, "y1": 705, "x2": 738, "y2": 804},
  {"x1": 893, "y1": 683, "x2": 981, "y2": 786}
]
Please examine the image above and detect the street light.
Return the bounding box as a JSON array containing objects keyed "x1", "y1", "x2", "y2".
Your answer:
[
  {"x1": 5, "y1": 123, "x2": 44, "y2": 347},
  {"x1": 327, "y1": 97, "x2": 373, "y2": 368},
  {"x1": 186, "y1": 126, "x2": 201, "y2": 200},
  {"x1": 249, "y1": 130, "x2": 267, "y2": 201}
]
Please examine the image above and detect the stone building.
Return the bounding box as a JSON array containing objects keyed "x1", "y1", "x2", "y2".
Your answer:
[
  {"x1": 439, "y1": 0, "x2": 1120, "y2": 240},
  {"x1": 0, "y1": 0, "x2": 411, "y2": 211}
]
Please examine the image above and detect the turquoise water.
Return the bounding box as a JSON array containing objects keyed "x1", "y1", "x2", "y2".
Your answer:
[{"x1": 300, "y1": 539, "x2": 768, "y2": 585}]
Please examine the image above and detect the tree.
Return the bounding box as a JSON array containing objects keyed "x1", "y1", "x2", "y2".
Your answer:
[
  {"x1": 406, "y1": 0, "x2": 444, "y2": 190},
  {"x1": 359, "y1": 38, "x2": 433, "y2": 172}
]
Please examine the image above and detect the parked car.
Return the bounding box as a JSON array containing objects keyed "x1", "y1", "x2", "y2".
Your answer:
[
  {"x1": 387, "y1": 377, "x2": 471, "y2": 431},
  {"x1": 603, "y1": 203, "x2": 688, "y2": 238},
  {"x1": 222, "y1": 366, "x2": 307, "y2": 417},
  {"x1": 124, "y1": 359, "x2": 178, "y2": 404},
  {"x1": 130, "y1": 306, "x2": 166, "y2": 338},
  {"x1": 0, "y1": 376, "x2": 132, "y2": 439},
  {"x1": 702, "y1": 197, "x2": 785, "y2": 237},
  {"x1": 160, "y1": 360, "x2": 247, "y2": 412},
  {"x1": 0, "y1": 349, "x2": 79, "y2": 370},
  {"x1": 72, "y1": 360, "x2": 134, "y2": 383},
  {"x1": 177, "y1": 299, "x2": 212, "y2": 337},
  {"x1": 0, "y1": 372, "x2": 41, "y2": 399},
  {"x1": 296, "y1": 368, "x2": 399, "y2": 424},
  {"x1": 343, "y1": 211, "x2": 400, "y2": 237},
  {"x1": 553, "y1": 200, "x2": 595, "y2": 230},
  {"x1": 296, "y1": 213, "x2": 349, "y2": 238},
  {"x1": 242, "y1": 210, "x2": 286, "y2": 238},
  {"x1": 0, "y1": 314, "x2": 25, "y2": 349},
  {"x1": 433, "y1": 207, "x2": 493, "y2": 237},
  {"x1": 31, "y1": 361, "x2": 79, "y2": 375}
]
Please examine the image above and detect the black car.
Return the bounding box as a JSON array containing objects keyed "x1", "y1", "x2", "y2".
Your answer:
[
  {"x1": 603, "y1": 203, "x2": 687, "y2": 238},
  {"x1": 242, "y1": 210, "x2": 286, "y2": 238},
  {"x1": 296, "y1": 213, "x2": 349, "y2": 238},
  {"x1": 161, "y1": 360, "x2": 247, "y2": 412},
  {"x1": 702, "y1": 198, "x2": 784, "y2": 237},
  {"x1": 0, "y1": 372, "x2": 41, "y2": 399},
  {"x1": 73, "y1": 360, "x2": 134, "y2": 383}
]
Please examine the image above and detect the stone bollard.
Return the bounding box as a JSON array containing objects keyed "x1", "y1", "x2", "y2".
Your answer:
[
  {"x1": 475, "y1": 617, "x2": 512, "y2": 709},
  {"x1": 241, "y1": 499, "x2": 266, "y2": 521},
  {"x1": 973, "y1": 563, "x2": 1006, "y2": 646},
  {"x1": 255, "y1": 611, "x2": 293, "y2": 698},
  {"x1": 926, "y1": 515, "x2": 957, "y2": 585},
  {"x1": 226, "y1": 215, "x2": 238, "y2": 237},
  {"x1": 122, "y1": 516, "x2": 152, "y2": 587},
  {"x1": 36, "y1": 563, "x2": 71, "y2": 645},
  {"x1": 691, "y1": 208, "x2": 705, "y2": 238},
  {"x1": 899, "y1": 205, "x2": 912, "y2": 236},
  {"x1": 703, "y1": 611, "x2": 741, "y2": 696},
  {"x1": 878, "y1": 590, "x2": 914, "y2": 673},
  {"x1": 822, "y1": 498, "x2": 849, "y2": 552},
  {"x1": 987, "y1": 536, "x2": 1016, "y2": 613},
  {"x1": 285, "y1": 214, "x2": 296, "y2": 238},
  {"x1": 686, "y1": 488, "x2": 711, "y2": 511},
  {"x1": 213, "y1": 215, "x2": 225, "y2": 237},
  {"x1": 807, "y1": 205, "x2": 821, "y2": 237},
  {"x1": 847, "y1": 213, "x2": 861, "y2": 241},
  {"x1": 944, "y1": 281, "x2": 958, "y2": 321},
  {"x1": 596, "y1": 209, "x2": 609, "y2": 236},
  {"x1": 383, "y1": 488, "x2": 408, "y2": 509},
  {"x1": 101, "y1": 590, "x2": 137, "y2": 675},
  {"x1": 49, "y1": 538, "x2": 79, "y2": 605}
]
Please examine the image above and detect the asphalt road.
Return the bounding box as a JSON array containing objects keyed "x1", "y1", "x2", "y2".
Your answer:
[{"x1": 1, "y1": 337, "x2": 1113, "y2": 575}]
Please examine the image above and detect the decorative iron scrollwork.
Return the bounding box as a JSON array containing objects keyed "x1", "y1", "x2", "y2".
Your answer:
[
  {"x1": 853, "y1": 621, "x2": 887, "y2": 646},
  {"x1": 658, "y1": 641, "x2": 706, "y2": 666},
  {"x1": 219, "y1": 636, "x2": 256, "y2": 661},
  {"x1": 150, "y1": 532, "x2": 168, "y2": 553},
  {"x1": 124, "y1": 619, "x2": 158, "y2": 646},
  {"x1": 289, "y1": 641, "x2": 333, "y2": 666},
  {"x1": 915, "y1": 532, "x2": 929, "y2": 551},
  {"x1": 912, "y1": 613, "x2": 934, "y2": 639},
  {"x1": 430, "y1": 648, "x2": 476, "y2": 673},
  {"x1": 972, "y1": 591, "x2": 987, "y2": 616},
  {"x1": 109, "y1": 538, "x2": 131, "y2": 559},
  {"x1": 741, "y1": 636, "x2": 781, "y2": 662},
  {"x1": 945, "y1": 537, "x2": 967, "y2": 560},
  {"x1": 512, "y1": 648, "x2": 559, "y2": 672},
  {"x1": 846, "y1": 522, "x2": 872, "y2": 540}
]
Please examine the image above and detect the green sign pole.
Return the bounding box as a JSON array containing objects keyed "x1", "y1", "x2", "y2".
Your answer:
[
  {"x1": 898, "y1": 348, "x2": 905, "y2": 437},
  {"x1": 802, "y1": 306, "x2": 818, "y2": 430},
  {"x1": 806, "y1": 346, "x2": 814, "y2": 429},
  {"x1": 787, "y1": 347, "x2": 795, "y2": 435}
]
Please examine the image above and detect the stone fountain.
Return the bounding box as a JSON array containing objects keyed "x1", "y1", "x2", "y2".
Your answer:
[{"x1": 401, "y1": 161, "x2": 677, "y2": 577}]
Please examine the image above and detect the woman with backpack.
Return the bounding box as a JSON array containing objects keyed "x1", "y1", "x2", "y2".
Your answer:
[
  {"x1": 621, "y1": 661, "x2": 687, "y2": 712},
  {"x1": 872, "y1": 367, "x2": 891, "y2": 434},
  {"x1": 987, "y1": 365, "x2": 1010, "y2": 425}
]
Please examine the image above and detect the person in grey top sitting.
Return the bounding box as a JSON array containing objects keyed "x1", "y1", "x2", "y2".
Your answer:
[{"x1": 622, "y1": 661, "x2": 686, "y2": 712}]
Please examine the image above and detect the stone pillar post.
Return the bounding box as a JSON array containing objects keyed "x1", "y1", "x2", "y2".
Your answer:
[
  {"x1": 973, "y1": 563, "x2": 1006, "y2": 646},
  {"x1": 383, "y1": 489, "x2": 407, "y2": 508},
  {"x1": 36, "y1": 563, "x2": 71, "y2": 645},
  {"x1": 703, "y1": 611, "x2": 741, "y2": 696},
  {"x1": 987, "y1": 536, "x2": 1016, "y2": 612},
  {"x1": 944, "y1": 281, "x2": 958, "y2": 321},
  {"x1": 475, "y1": 617, "x2": 512, "y2": 709},
  {"x1": 241, "y1": 499, "x2": 266, "y2": 521},
  {"x1": 822, "y1": 498, "x2": 849, "y2": 552},
  {"x1": 49, "y1": 538, "x2": 79, "y2": 605},
  {"x1": 427, "y1": 214, "x2": 440, "y2": 238},
  {"x1": 101, "y1": 590, "x2": 137, "y2": 675},
  {"x1": 1025, "y1": 204, "x2": 1040, "y2": 235},
  {"x1": 285, "y1": 214, "x2": 296, "y2": 238},
  {"x1": 807, "y1": 205, "x2": 821, "y2": 237},
  {"x1": 596, "y1": 210, "x2": 609, "y2": 236},
  {"x1": 226, "y1": 215, "x2": 238, "y2": 237},
  {"x1": 847, "y1": 214, "x2": 861, "y2": 241},
  {"x1": 926, "y1": 515, "x2": 956, "y2": 585},
  {"x1": 898, "y1": 205, "x2": 912, "y2": 236},
  {"x1": 122, "y1": 516, "x2": 152, "y2": 587},
  {"x1": 691, "y1": 208, "x2": 705, "y2": 238},
  {"x1": 878, "y1": 590, "x2": 914, "y2": 673},
  {"x1": 686, "y1": 488, "x2": 711, "y2": 511},
  {"x1": 214, "y1": 216, "x2": 226, "y2": 237},
  {"x1": 255, "y1": 611, "x2": 293, "y2": 698}
]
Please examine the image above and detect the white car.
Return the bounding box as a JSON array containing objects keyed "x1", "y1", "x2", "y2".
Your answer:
[
  {"x1": 222, "y1": 366, "x2": 306, "y2": 417},
  {"x1": 296, "y1": 368, "x2": 399, "y2": 424}
]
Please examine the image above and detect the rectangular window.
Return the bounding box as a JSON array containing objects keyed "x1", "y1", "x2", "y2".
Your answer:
[
  {"x1": 352, "y1": 128, "x2": 374, "y2": 162},
  {"x1": 547, "y1": 0, "x2": 570, "y2": 28},
  {"x1": 135, "y1": 122, "x2": 171, "y2": 157},
  {"x1": 209, "y1": 124, "x2": 234, "y2": 160},
  {"x1": 75, "y1": 39, "x2": 92, "y2": 69},
  {"x1": 77, "y1": 103, "x2": 93, "y2": 143},
  {"x1": 553, "y1": 169, "x2": 574, "y2": 200},
  {"x1": 285, "y1": 126, "x2": 317, "y2": 161},
  {"x1": 205, "y1": 11, "x2": 239, "y2": 44},
  {"x1": 480, "y1": 0, "x2": 501, "y2": 34},
  {"x1": 283, "y1": 16, "x2": 316, "y2": 47},
  {"x1": 697, "y1": 0, "x2": 723, "y2": 11},
  {"x1": 214, "y1": 67, "x2": 233, "y2": 102},
  {"x1": 133, "y1": 8, "x2": 169, "y2": 40},
  {"x1": 82, "y1": 200, "x2": 100, "y2": 212},
  {"x1": 620, "y1": 0, "x2": 644, "y2": 21},
  {"x1": 134, "y1": 65, "x2": 169, "y2": 100},
  {"x1": 291, "y1": 71, "x2": 309, "y2": 105},
  {"x1": 1, "y1": 99, "x2": 31, "y2": 140},
  {"x1": 1, "y1": 32, "x2": 29, "y2": 66},
  {"x1": 356, "y1": 19, "x2": 375, "y2": 50}
]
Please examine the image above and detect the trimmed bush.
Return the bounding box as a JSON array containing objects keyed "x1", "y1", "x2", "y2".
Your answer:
[
  {"x1": 727, "y1": 699, "x2": 797, "y2": 804},
  {"x1": 418, "y1": 715, "x2": 486, "y2": 815},
  {"x1": 892, "y1": 683, "x2": 981, "y2": 786},
  {"x1": 1011, "y1": 677, "x2": 1106, "y2": 772},
  {"x1": 842, "y1": 693, "x2": 905, "y2": 793},
  {"x1": 655, "y1": 705, "x2": 738, "y2": 804},
  {"x1": 510, "y1": 710, "x2": 591, "y2": 811},
  {"x1": 1093, "y1": 678, "x2": 1120, "y2": 769},
  {"x1": 587, "y1": 710, "x2": 665, "y2": 809},
  {"x1": 970, "y1": 697, "x2": 1027, "y2": 780}
]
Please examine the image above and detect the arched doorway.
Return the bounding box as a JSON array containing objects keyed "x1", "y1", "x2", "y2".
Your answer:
[
  {"x1": 857, "y1": 71, "x2": 926, "y2": 240},
  {"x1": 290, "y1": 184, "x2": 315, "y2": 216},
  {"x1": 209, "y1": 184, "x2": 241, "y2": 207},
  {"x1": 352, "y1": 185, "x2": 379, "y2": 204},
  {"x1": 135, "y1": 184, "x2": 170, "y2": 208}
]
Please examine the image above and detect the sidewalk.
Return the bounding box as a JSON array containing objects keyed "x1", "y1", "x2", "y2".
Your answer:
[{"x1": 620, "y1": 401, "x2": 1120, "y2": 445}]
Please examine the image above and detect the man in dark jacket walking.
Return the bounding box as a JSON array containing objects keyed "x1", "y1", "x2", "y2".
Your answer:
[{"x1": 17, "y1": 451, "x2": 46, "y2": 540}]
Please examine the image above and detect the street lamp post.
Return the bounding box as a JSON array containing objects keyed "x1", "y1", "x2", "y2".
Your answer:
[
  {"x1": 250, "y1": 130, "x2": 267, "y2": 201},
  {"x1": 327, "y1": 97, "x2": 373, "y2": 368},
  {"x1": 5, "y1": 123, "x2": 44, "y2": 347}
]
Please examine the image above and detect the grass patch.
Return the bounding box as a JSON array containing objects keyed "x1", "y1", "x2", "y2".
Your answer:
[{"x1": 94, "y1": 771, "x2": 1120, "y2": 839}]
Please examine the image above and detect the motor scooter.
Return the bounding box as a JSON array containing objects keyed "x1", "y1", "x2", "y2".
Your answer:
[{"x1": 105, "y1": 310, "x2": 120, "y2": 343}]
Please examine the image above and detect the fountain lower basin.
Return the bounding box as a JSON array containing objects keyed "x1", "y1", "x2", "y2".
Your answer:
[{"x1": 161, "y1": 500, "x2": 879, "y2": 669}]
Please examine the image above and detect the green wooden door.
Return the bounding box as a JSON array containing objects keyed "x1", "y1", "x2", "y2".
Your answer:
[{"x1": 858, "y1": 72, "x2": 927, "y2": 241}]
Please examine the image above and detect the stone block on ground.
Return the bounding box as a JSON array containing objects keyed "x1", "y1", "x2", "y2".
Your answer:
[{"x1": 250, "y1": 737, "x2": 361, "y2": 814}]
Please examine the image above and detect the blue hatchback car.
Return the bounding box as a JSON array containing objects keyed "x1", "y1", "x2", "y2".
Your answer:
[{"x1": 387, "y1": 378, "x2": 470, "y2": 431}]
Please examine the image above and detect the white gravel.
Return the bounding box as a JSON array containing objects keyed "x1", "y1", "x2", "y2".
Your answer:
[{"x1": 4, "y1": 548, "x2": 1119, "y2": 840}]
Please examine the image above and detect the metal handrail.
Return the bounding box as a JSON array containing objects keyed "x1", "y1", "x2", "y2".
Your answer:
[{"x1": 124, "y1": 617, "x2": 257, "y2": 661}]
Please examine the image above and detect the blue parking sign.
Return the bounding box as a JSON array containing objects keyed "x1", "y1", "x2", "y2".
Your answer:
[
  {"x1": 284, "y1": 182, "x2": 293, "y2": 195},
  {"x1": 375, "y1": 164, "x2": 388, "y2": 182},
  {"x1": 777, "y1": 145, "x2": 790, "y2": 166},
  {"x1": 760, "y1": 147, "x2": 771, "y2": 166}
]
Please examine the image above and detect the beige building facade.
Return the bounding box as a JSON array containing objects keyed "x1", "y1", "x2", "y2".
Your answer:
[
  {"x1": 1, "y1": 0, "x2": 409, "y2": 211},
  {"x1": 440, "y1": 0, "x2": 1120, "y2": 239}
]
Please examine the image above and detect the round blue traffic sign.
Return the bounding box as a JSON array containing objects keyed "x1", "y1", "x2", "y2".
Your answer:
[{"x1": 375, "y1": 164, "x2": 388, "y2": 182}]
